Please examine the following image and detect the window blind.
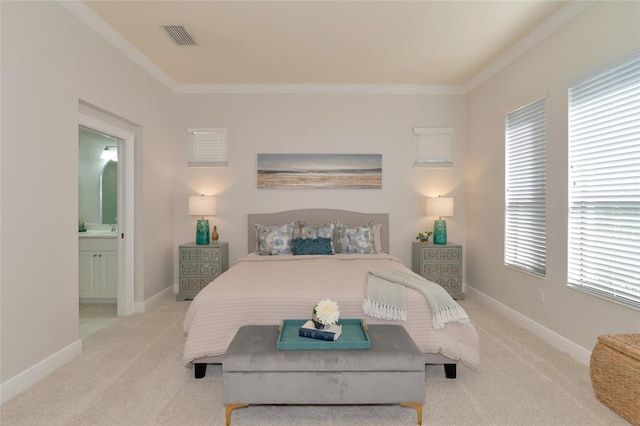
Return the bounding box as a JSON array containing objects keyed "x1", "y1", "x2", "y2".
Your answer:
[
  {"x1": 505, "y1": 98, "x2": 547, "y2": 276},
  {"x1": 413, "y1": 128, "x2": 453, "y2": 167},
  {"x1": 187, "y1": 127, "x2": 228, "y2": 167},
  {"x1": 568, "y1": 50, "x2": 640, "y2": 308}
]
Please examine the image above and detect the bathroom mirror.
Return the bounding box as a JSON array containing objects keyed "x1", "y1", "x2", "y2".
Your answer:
[
  {"x1": 101, "y1": 161, "x2": 117, "y2": 224},
  {"x1": 79, "y1": 127, "x2": 118, "y2": 225}
]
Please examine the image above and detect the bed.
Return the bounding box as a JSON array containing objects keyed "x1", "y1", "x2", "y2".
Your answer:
[{"x1": 182, "y1": 209, "x2": 480, "y2": 379}]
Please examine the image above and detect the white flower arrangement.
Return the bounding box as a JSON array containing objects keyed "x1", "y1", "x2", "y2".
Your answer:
[
  {"x1": 312, "y1": 299, "x2": 340, "y2": 326},
  {"x1": 416, "y1": 231, "x2": 433, "y2": 243}
]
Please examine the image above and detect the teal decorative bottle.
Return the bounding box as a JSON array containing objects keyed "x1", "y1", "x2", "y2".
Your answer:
[{"x1": 196, "y1": 219, "x2": 210, "y2": 245}]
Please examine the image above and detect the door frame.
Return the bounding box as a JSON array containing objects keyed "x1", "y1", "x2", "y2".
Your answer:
[{"x1": 79, "y1": 112, "x2": 135, "y2": 316}]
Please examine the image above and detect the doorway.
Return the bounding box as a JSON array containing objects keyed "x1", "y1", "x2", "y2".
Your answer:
[
  {"x1": 78, "y1": 127, "x2": 120, "y2": 336},
  {"x1": 79, "y1": 105, "x2": 135, "y2": 319}
]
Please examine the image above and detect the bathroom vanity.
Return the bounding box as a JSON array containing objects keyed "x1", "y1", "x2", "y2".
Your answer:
[{"x1": 79, "y1": 234, "x2": 117, "y2": 301}]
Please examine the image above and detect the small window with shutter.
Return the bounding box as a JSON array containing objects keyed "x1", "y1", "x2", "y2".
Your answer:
[
  {"x1": 187, "y1": 127, "x2": 228, "y2": 167},
  {"x1": 413, "y1": 128, "x2": 453, "y2": 167}
]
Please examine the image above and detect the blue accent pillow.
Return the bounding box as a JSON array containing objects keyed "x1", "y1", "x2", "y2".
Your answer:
[{"x1": 292, "y1": 237, "x2": 334, "y2": 255}]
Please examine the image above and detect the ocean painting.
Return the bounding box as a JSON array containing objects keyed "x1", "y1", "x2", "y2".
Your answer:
[{"x1": 257, "y1": 154, "x2": 382, "y2": 189}]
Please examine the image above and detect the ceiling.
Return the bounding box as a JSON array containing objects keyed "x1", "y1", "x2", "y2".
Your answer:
[{"x1": 81, "y1": 0, "x2": 574, "y2": 90}]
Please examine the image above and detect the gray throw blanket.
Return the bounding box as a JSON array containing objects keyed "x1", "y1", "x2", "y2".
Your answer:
[{"x1": 363, "y1": 269, "x2": 470, "y2": 329}]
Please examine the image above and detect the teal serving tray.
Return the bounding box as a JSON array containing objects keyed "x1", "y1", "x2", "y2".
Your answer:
[{"x1": 277, "y1": 318, "x2": 371, "y2": 350}]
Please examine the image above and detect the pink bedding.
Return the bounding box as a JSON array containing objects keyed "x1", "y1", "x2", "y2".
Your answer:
[{"x1": 182, "y1": 253, "x2": 480, "y2": 371}]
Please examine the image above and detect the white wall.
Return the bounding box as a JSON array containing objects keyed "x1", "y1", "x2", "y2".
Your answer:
[
  {"x1": 172, "y1": 92, "x2": 468, "y2": 275},
  {"x1": 0, "y1": 1, "x2": 175, "y2": 390},
  {"x1": 466, "y1": 0, "x2": 640, "y2": 356}
]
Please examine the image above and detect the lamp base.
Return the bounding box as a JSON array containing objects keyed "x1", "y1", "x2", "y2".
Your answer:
[
  {"x1": 196, "y1": 219, "x2": 210, "y2": 245},
  {"x1": 433, "y1": 220, "x2": 447, "y2": 245}
]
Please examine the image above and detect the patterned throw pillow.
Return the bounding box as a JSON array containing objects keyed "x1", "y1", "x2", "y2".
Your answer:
[
  {"x1": 292, "y1": 237, "x2": 334, "y2": 255},
  {"x1": 298, "y1": 222, "x2": 336, "y2": 254},
  {"x1": 335, "y1": 221, "x2": 377, "y2": 254},
  {"x1": 255, "y1": 223, "x2": 295, "y2": 255}
]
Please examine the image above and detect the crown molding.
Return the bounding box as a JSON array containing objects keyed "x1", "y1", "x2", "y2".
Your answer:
[
  {"x1": 174, "y1": 83, "x2": 465, "y2": 95},
  {"x1": 59, "y1": 0, "x2": 178, "y2": 92},
  {"x1": 465, "y1": 0, "x2": 594, "y2": 93}
]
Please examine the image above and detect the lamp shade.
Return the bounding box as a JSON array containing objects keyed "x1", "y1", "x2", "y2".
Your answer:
[
  {"x1": 426, "y1": 197, "x2": 454, "y2": 217},
  {"x1": 189, "y1": 195, "x2": 216, "y2": 217}
]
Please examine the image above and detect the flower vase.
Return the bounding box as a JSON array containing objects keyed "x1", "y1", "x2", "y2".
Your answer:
[{"x1": 311, "y1": 313, "x2": 325, "y2": 329}]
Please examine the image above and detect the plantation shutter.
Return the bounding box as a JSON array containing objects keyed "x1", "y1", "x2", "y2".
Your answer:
[
  {"x1": 568, "y1": 50, "x2": 640, "y2": 308},
  {"x1": 505, "y1": 98, "x2": 547, "y2": 276},
  {"x1": 188, "y1": 128, "x2": 228, "y2": 167},
  {"x1": 413, "y1": 128, "x2": 453, "y2": 167}
]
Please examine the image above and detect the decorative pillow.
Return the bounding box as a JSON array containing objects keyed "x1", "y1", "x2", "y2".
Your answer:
[
  {"x1": 254, "y1": 223, "x2": 295, "y2": 255},
  {"x1": 292, "y1": 237, "x2": 334, "y2": 255},
  {"x1": 298, "y1": 222, "x2": 336, "y2": 254},
  {"x1": 335, "y1": 221, "x2": 377, "y2": 254}
]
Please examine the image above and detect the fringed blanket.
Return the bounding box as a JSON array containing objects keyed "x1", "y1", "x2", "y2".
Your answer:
[{"x1": 364, "y1": 269, "x2": 470, "y2": 329}]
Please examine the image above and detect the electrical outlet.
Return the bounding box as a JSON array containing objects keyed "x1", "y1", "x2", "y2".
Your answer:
[{"x1": 538, "y1": 289, "x2": 545, "y2": 303}]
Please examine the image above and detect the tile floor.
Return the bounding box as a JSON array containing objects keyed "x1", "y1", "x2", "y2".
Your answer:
[{"x1": 79, "y1": 303, "x2": 117, "y2": 339}]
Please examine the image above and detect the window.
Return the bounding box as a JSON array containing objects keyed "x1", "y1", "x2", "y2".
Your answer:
[
  {"x1": 413, "y1": 128, "x2": 453, "y2": 167},
  {"x1": 568, "y1": 51, "x2": 640, "y2": 308},
  {"x1": 187, "y1": 127, "x2": 228, "y2": 167},
  {"x1": 505, "y1": 98, "x2": 547, "y2": 276}
]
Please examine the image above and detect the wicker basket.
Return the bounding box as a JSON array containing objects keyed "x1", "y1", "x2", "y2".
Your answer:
[{"x1": 590, "y1": 334, "x2": 640, "y2": 425}]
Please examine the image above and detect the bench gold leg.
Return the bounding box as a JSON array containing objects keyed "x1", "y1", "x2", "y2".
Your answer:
[
  {"x1": 225, "y1": 403, "x2": 249, "y2": 426},
  {"x1": 400, "y1": 402, "x2": 423, "y2": 425}
]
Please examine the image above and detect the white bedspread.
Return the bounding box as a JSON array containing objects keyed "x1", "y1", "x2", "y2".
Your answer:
[{"x1": 182, "y1": 253, "x2": 480, "y2": 371}]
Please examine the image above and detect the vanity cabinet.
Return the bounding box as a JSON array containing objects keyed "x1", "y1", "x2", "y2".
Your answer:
[
  {"x1": 79, "y1": 238, "x2": 118, "y2": 301},
  {"x1": 177, "y1": 242, "x2": 229, "y2": 301},
  {"x1": 412, "y1": 241, "x2": 464, "y2": 300}
]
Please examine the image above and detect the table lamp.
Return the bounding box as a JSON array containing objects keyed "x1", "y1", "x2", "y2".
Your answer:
[
  {"x1": 189, "y1": 195, "x2": 216, "y2": 245},
  {"x1": 426, "y1": 196, "x2": 454, "y2": 245}
]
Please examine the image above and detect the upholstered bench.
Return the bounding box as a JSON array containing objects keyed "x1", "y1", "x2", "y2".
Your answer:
[
  {"x1": 223, "y1": 324, "x2": 426, "y2": 425},
  {"x1": 590, "y1": 333, "x2": 640, "y2": 425}
]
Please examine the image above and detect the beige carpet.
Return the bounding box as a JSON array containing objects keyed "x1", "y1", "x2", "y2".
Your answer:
[{"x1": 0, "y1": 295, "x2": 628, "y2": 425}]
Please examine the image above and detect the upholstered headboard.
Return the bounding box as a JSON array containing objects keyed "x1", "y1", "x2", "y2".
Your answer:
[{"x1": 248, "y1": 209, "x2": 389, "y2": 254}]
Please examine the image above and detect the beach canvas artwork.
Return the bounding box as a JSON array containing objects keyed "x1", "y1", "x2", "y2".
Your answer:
[{"x1": 257, "y1": 154, "x2": 382, "y2": 189}]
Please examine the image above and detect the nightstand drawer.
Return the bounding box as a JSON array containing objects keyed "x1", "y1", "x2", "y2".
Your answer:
[
  {"x1": 180, "y1": 262, "x2": 220, "y2": 278},
  {"x1": 179, "y1": 277, "x2": 213, "y2": 292},
  {"x1": 420, "y1": 247, "x2": 461, "y2": 262},
  {"x1": 180, "y1": 247, "x2": 221, "y2": 263},
  {"x1": 421, "y1": 262, "x2": 461, "y2": 277},
  {"x1": 430, "y1": 277, "x2": 462, "y2": 293}
]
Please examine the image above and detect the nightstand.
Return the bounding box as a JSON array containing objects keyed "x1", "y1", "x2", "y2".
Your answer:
[
  {"x1": 411, "y1": 241, "x2": 464, "y2": 300},
  {"x1": 176, "y1": 242, "x2": 229, "y2": 301}
]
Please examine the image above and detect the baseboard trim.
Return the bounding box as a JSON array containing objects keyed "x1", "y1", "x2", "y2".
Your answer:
[
  {"x1": 0, "y1": 339, "x2": 82, "y2": 405},
  {"x1": 133, "y1": 284, "x2": 175, "y2": 313},
  {"x1": 466, "y1": 285, "x2": 592, "y2": 366}
]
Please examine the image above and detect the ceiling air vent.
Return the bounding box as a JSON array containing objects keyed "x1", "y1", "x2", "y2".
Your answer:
[{"x1": 162, "y1": 25, "x2": 196, "y2": 46}]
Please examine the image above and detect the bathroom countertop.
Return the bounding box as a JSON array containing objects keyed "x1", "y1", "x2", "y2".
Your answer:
[{"x1": 79, "y1": 231, "x2": 117, "y2": 239}]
